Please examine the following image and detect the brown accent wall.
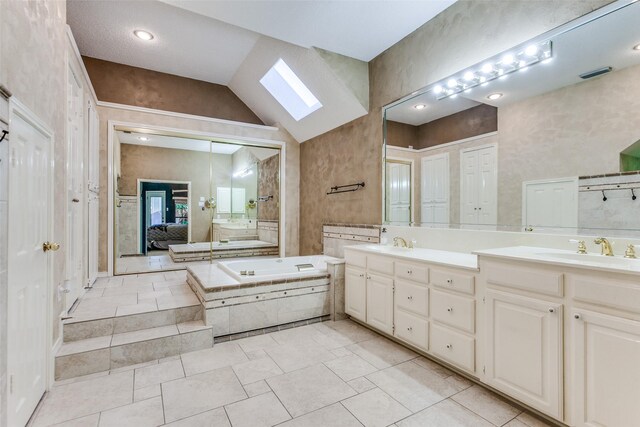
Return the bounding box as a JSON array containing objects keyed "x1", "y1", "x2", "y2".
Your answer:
[
  {"x1": 258, "y1": 154, "x2": 280, "y2": 221},
  {"x1": 386, "y1": 120, "x2": 418, "y2": 148},
  {"x1": 417, "y1": 104, "x2": 497, "y2": 149},
  {"x1": 299, "y1": 0, "x2": 611, "y2": 255},
  {"x1": 83, "y1": 56, "x2": 263, "y2": 124}
]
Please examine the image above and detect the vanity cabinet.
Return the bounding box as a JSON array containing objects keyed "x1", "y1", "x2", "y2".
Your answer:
[
  {"x1": 345, "y1": 267, "x2": 366, "y2": 322},
  {"x1": 485, "y1": 289, "x2": 563, "y2": 419},
  {"x1": 366, "y1": 273, "x2": 394, "y2": 335}
]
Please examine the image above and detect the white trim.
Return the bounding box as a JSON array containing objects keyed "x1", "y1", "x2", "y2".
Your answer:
[
  {"x1": 386, "y1": 156, "x2": 415, "y2": 225},
  {"x1": 97, "y1": 101, "x2": 280, "y2": 132},
  {"x1": 65, "y1": 25, "x2": 98, "y2": 104},
  {"x1": 459, "y1": 141, "x2": 498, "y2": 155},
  {"x1": 388, "y1": 131, "x2": 498, "y2": 154},
  {"x1": 107, "y1": 120, "x2": 287, "y2": 275},
  {"x1": 7, "y1": 97, "x2": 56, "y2": 401}
]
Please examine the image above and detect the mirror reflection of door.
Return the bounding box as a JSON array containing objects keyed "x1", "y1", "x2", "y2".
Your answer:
[
  {"x1": 421, "y1": 153, "x2": 450, "y2": 225},
  {"x1": 146, "y1": 191, "x2": 166, "y2": 228},
  {"x1": 386, "y1": 160, "x2": 412, "y2": 224}
]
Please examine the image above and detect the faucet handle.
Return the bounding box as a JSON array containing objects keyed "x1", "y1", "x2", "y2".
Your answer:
[
  {"x1": 624, "y1": 244, "x2": 638, "y2": 259},
  {"x1": 569, "y1": 239, "x2": 587, "y2": 254}
]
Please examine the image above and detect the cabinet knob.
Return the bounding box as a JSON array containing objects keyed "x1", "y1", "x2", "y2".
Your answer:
[
  {"x1": 446, "y1": 344, "x2": 452, "y2": 349},
  {"x1": 446, "y1": 279, "x2": 453, "y2": 284},
  {"x1": 574, "y1": 314, "x2": 581, "y2": 320},
  {"x1": 366, "y1": 275, "x2": 371, "y2": 280},
  {"x1": 407, "y1": 270, "x2": 412, "y2": 274},
  {"x1": 407, "y1": 327, "x2": 413, "y2": 332},
  {"x1": 548, "y1": 308, "x2": 555, "y2": 313},
  {"x1": 447, "y1": 307, "x2": 453, "y2": 312},
  {"x1": 407, "y1": 295, "x2": 413, "y2": 300},
  {"x1": 359, "y1": 273, "x2": 364, "y2": 277}
]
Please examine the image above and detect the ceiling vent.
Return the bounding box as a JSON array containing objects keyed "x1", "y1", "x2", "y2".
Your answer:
[{"x1": 579, "y1": 66, "x2": 612, "y2": 79}]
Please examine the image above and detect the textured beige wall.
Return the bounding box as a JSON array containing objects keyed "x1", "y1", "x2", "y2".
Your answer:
[
  {"x1": 258, "y1": 154, "x2": 280, "y2": 221},
  {"x1": 300, "y1": 0, "x2": 611, "y2": 255},
  {"x1": 98, "y1": 106, "x2": 300, "y2": 271},
  {"x1": 1, "y1": 0, "x2": 70, "y2": 365}
]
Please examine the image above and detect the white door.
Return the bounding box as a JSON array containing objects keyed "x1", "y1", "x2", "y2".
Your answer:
[
  {"x1": 345, "y1": 267, "x2": 366, "y2": 322},
  {"x1": 421, "y1": 153, "x2": 449, "y2": 224},
  {"x1": 146, "y1": 191, "x2": 166, "y2": 227},
  {"x1": 523, "y1": 178, "x2": 578, "y2": 229},
  {"x1": 7, "y1": 104, "x2": 52, "y2": 427},
  {"x1": 65, "y1": 67, "x2": 84, "y2": 311},
  {"x1": 485, "y1": 290, "x2": 562, "y2": 419},
  {"x1": 366, "y1": 274, "x2": 394, "y2": 335},
  {"x1": 86, "y1": 101, "x2": 99, "y2": 285},
  {"x1": 571, "y1": 309, "x2": 640, "y2": 427},
  {"x1": 460, "y1": 145, "x2": 497, "y2": 225},
  {"x1": 386, "y1": 161, "x2": 411, "y2": 223}
]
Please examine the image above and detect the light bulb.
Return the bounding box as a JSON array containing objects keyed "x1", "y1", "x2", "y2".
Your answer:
[
  {"x1": 463, "y1": 71, "x2": 475, "y2": 81},
  {"x1": 447, "y1": 79, "x2": 458, "y2": 88},
  {"x1": 133, "y1": 30, "x2": 154, "y2": 41},
  {"x1": 433, "y1": 85, "x2": 443, "y2": 95},
  {"x1": 481, "y1": 63, "x2": 493, "y2": 74},
  {"x1": 501, "y1": 54, "x2": 514, "y2": 65},
  {"x1": 524, "y1": 44, "x2": 538, "y2": 56}
]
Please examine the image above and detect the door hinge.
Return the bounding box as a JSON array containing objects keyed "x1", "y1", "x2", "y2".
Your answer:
[
  {"x1": 9, "y1": 375, "x2": 13, "y2": 394},
  {"x1": 483, "y1": 366, "x2": 486, "y2": 374}
]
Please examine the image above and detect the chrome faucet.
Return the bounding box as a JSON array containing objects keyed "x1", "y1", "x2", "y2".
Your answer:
[
  {"x1": 393, "y1": 237, "x2": 413, "y2": 248},
  {"x1": 594, "y1": 237, "x2": 614, "y2": 256}
]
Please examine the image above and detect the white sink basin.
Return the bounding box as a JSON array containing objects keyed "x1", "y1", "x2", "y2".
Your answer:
[{"x1": 535, "y1": 252, "x2": 640, "y2": 268}]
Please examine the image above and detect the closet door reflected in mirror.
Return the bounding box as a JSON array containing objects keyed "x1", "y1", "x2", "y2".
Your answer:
[{"x1": 113, "y1": 129, "x2": 281, "y2": 275}]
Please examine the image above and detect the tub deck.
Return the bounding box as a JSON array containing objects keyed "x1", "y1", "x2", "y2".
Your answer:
[{"x1": 169, "y1": 240, "x2": 279, "y2": 262}]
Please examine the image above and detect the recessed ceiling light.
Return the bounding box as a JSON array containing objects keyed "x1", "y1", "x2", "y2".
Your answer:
[
  {"x1": 414, "y1": 104, "x2": 426, "y2": 110},
  {"x1": 633, "y1": 43, "x2": 640, "y2": 51},
  {"x1": 138, "y1": 136, "x2": 149, "y2": 141},
  {"x1": 133, "y1": 30, "x2": 154, "y2": 41},
  {"x1": 487, "y1": 93, "x2": 503, "y2": 100}
]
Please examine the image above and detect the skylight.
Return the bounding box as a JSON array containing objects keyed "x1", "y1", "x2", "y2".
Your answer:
[{"x1": 260, "y1": 58, "x2": 322, "y2": 121}]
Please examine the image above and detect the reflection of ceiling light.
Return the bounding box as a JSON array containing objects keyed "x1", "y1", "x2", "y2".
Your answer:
[
  {"x1": 133, "y1": 30, "x2": 154, "y2": 41},
  {"x1": 525, "y1": 44, "x2": 538, "y2": 56},
  {"x1": 433, "y1": 85, "x2": 443, "y2": 94},
  {"x1": 633, "y1": 43, "x2": 640, "y2": 51},
  {"x1": 447, "y1": 79, "x2": 457, "y2": 88},
  {"x1": 233, "y1": 168, "x2": 254, "y2": 178},
  {"x1": 138, "y1": 136, "x2": 149, "y2": 141},
  {"x1": 501, "y1": 54, "x2": 514, "y2": 64},
  {"x1": 413, "y1": 104, "x2": 426, "y2": 110},
  {"x1": 463, "y1": 71, "x2": 475, "y2": 81},
  {"x1": 487, "y1": 93, "x2": 503, "y2": 100},
  {"x1": 481, "y1": 63, "x2": 493, "y2": 74}
]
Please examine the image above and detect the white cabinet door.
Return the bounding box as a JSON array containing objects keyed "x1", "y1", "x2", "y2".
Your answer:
[
  {"x1": 421, "y1": 153, "x2": 449, "y2": 224},
  {"x1": 460, "y1": 145, "x2": 497, "y2": 225},
  {"x1": 571, "y1": 309, "x2": 640, "y2": 427},
  {"x1": 366, "y1": 274, "x2": 394, "y2": 335},
  {"x1": 345, "y1": 267, "x2": 367, "y2": 322},
  {"x1": 485, "y1": 290, "x2": 562, "y2": 419}
]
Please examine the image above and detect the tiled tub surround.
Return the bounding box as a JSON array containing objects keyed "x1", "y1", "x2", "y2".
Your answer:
[
  {"x1": 186, "y1": 256, "x2": 346, "y2": 337},
  {"x1": 323, "y1": 223, "x2": 381, "y2": 258},
  {"x1": 168, "y1": 240, "x2": 279, "y2": 262},
  {"x1": 258, "y1": 220, "x2": 279, "y2": 244}
]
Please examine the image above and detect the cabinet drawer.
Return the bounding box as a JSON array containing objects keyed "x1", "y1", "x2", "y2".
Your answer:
[
  {"x1": 344, "y1": 249, "x2": 366, "y2": 269},
  {"x1": 571, "y1": 274, "x2": 640, "y2": 315},
  {"x1": 395, "y1": 309, "x2": 428, "y2": 351},
  {"x1": 395, "y1": 280, "x2": 428, "y2": 318},
  {"x1": 430, "y1": 324, "x2": 475, "y2": 372},
  {"x1": 367, "y1": 254, "x2": 394, "y2": 276},
  {"x1": 431, "y1": 268, "x2": 475, "y2": 295},
  {"x1": 396, "y1": 261, "x2": 428, "y2": 283},
  {"x1": 430, "y1": 289, "x2": 475, "y2": 333},
  {"x1": 485, "y1": 262, "x2": 563, "y2": 297}
]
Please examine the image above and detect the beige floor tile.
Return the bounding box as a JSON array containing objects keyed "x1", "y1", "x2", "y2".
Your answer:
[
  {"x1": 110, "y1": 360, "x2": 158, "y2": 374},
  {"x1": 224, "y1": 392, "x2": 291, "y2": 427},
  {"x1": 347, "y1": 376, "x2": 377, "y2": 393},
  {"x1": 232, "y1": 356, "x2": 283, "y2": 385},
  {"x1": 411, "y1": 356, "x2": 455, "y2": 379},
  {"x1": 245, "y1": 349, "x2": 268, "y2": 360},
  {"x1": 265, "y1": 341, "x2": 335, "y2": 373},
  {"x1": 135, "y1": 359, "x2": 184, "y2": 389},
  {"x1": 134, "y1": 384, "x2": 161, "y2": 402},
  {"x1": 53, "y1": 371, "x2": 110, "y2": 388},
  {"x1": 163, "y1": 407, "x2": 230, "y2": 427},
  {"x1": 330, "y1": 347, "x2": 353, "y2": 358},
  {"x1": 342, "y1": 388, "x2": 412, "y2": 427},
  {"x1": 169, "y1": 284, "x2": 194, "y2": 295},
  {"x1": 176, "y1": 320, "x2": 210, "y2": 334},
  {"x1": 115, "y1": 302, "x2": 158, "y2": 317},
  {"x1": 270, "y1": 325, "x2": 327, "y2": 346},
  {"x1": 324, "y1": 354, "x2": 378, "y2": 382},
  {"x1": 396, "y1": 399, "x2": 495, "y2": 427},
  {"x1": 98, "y1": 396, "x2": 164, "y2": 427},
  {"x1": 234, "y1": 334, "x2": 280, "y2": 353},
  {"x1": 111, "y1": 325, "x2": 178, "y2": 346},
  {"x1": 181, "y1": 342, "x2": 248, "y2": 376},
  {"x1": 515, "y1": 412, "x2": 554, "y2": 427},
  {"x1": 277, "y1": 403, "x2": 362, "y2": 427},
  {"x1": 366, "y1": 361, "x2": 465, "y2": 412},
  {"x1": 156, "y1": 294, "x2": 199, "y2": 310},
  {"x1": 347, "y1": 337, "x2": 417, "y2": 370},
  {"x1": 451, "y1": 385, "x2": 521, "y2": 426},
  {"x1": 320, "y1": 320, "x2": 378, "y2": 343},
  {"x1": 244, "y1": 380, "x2": 272, "y2": 397},
  {"x1": 267, "y1": 364, "x2": 356, "y2": 418},
  {"x1": 51, "y1": 413, "x2": 100, "y2": 427},
  {"x1": 503, "y1": 419, "x2": 529, "y2": 427},
  {"x1": 32, "y1": 372, "x2": 134, "y2": 426},
  {"x1": 138, "y1": 289, "x2": 172, "y2": 301},
  {"x1": 161, "y1": 366, "x2": 247, "y2": 422}
]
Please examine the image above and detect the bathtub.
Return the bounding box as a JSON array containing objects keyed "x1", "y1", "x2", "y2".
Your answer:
[{"x1": 219, "y1": 255, "x2": 336, "y2": 282}]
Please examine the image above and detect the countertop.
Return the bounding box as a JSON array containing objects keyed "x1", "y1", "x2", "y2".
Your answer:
[{"x1": 345, "y1": 244, "x2": 478, "y2": 271}]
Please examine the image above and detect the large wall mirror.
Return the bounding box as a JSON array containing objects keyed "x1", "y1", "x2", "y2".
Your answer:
[
  {"x1": 113, "y1": 128, "x2": 281, "y2": 275},
  {"x1": 383, "y1": 1, "x2": 640, "y2": 236}
]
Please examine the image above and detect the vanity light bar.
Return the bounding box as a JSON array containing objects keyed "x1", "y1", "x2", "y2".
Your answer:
[{"x1": 433, "y1": 40, "x2": 553, "y2": 100}]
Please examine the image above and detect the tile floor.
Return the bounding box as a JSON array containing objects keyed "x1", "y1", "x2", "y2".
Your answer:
[
  {"x1": 31, "y1": 319, "x2": 553, "y2": 427},
  {"x1": 115, "y1": 254, "x2": 205, "y2": 275}
]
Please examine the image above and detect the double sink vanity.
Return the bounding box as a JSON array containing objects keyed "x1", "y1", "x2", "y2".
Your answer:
[{"x1": 344, "y1": 240, "x2": 640, "y2": 426}]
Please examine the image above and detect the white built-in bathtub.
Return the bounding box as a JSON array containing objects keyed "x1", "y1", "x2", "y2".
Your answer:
[{"x1": 219, "y1": 256, "x2": 333, "y2": 282}]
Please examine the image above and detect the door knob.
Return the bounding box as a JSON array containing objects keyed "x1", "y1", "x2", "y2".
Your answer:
[{"x1": 43, "y1": 242, "x2": 60, "y2": 252}]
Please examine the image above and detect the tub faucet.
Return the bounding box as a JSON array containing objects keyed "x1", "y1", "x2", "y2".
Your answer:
[
  {"x1": 594, "y1": 237, "x2": 614, "y2": 256},
  {"x1": 393, "y1": 237, "x2": 413, "y2": 248}
]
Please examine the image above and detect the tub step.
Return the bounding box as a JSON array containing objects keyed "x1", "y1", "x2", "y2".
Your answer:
[
  {"x1": 62, "y1": 304, "x2": 202, "y2": 342},
  {"x1": 55, "y1": 321, "x2": 213, "y2": 381}
]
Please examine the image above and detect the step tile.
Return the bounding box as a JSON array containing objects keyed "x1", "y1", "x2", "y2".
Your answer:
[
  {"x1": 111, "y1": 335, "x2": 182, "y2": 369},
  {"x1": 55, "y1": 349, "x2": 110, "y2": 380},
  {"x1": 58, "y1": 336, "x2": 112, "y2": 357},
  {"x1": 63, "y1": 317, "x2": 114, "y2": 342},
  {"x1": 177, "y1": 320, "x2": 212, "y2": 334},
  {"x1": 111, "y1": 325, "x2": 179, "y2": 346}
]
